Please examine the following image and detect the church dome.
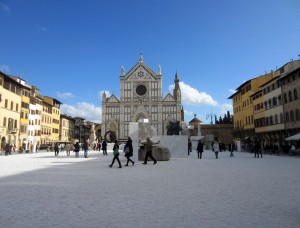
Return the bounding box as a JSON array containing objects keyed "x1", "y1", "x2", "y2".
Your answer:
[{"x1": 189, "y1": 114, "x2": 202, "y2": 125}]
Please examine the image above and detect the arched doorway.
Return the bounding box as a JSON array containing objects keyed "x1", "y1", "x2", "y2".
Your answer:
[{"x1": 1, "y1": 137, "x2": 6, "y2": 150}]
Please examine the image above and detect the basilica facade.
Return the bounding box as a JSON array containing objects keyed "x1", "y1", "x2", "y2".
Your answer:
[{"x1": 101, "y1": 55, "x2": 184, "y2": 142}]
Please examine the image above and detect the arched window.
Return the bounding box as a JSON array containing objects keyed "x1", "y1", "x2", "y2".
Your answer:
[
  {"x1": 275, "y1": 114, "x2": 278, "y2": 124},
  {"x1": 270, "y1": 115, "x2": 273, "y2": 125},
  {"x1": 296, "y1": 109, "x2": 300, "y2": 121},
  {"x1": 284, "y1": 93, "x2": 287, "y2": 103},
  {"x1": 264, "y1": 101, "x2": 268, "y2": 110},
  {"x1": 288, "y1": 91, "x2": 293, "y2": 102},
  {"x1": 273, "y1": 97, "x2": 277, "y2": 106},
  {"x1": 294, "y1": 89, "x2": 298, "y2": 100},
  {"x1": 290, "y1": 111, "x2": 294, "y2": 121},
  {"x1": 278, "y1": 95, "x2": 282, "y2": 105},
  {"x1": 285, "y1": 112, "x2": 289, "y2": 122}
]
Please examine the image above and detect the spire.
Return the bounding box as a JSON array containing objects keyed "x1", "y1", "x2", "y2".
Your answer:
[
  {"x1": 121, "y1": 66, "x2": 125, "y2": 76},
  {"x1": 102, "y1": 91, "x2": 106, "y2": 102},
  {"x1": 173, "y1": 70, "x2": 181, "y2": 100},
  {"x1": 158, "y1": 65, "x2": 162, "y2": 75},
  {"x1": 139, "y1": 53, "x2": 143, "y2": 62}
]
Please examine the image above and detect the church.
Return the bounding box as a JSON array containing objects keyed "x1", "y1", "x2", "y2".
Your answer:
[{"x1": 101, "y1": 54, "x2": 184, "y2": 142}]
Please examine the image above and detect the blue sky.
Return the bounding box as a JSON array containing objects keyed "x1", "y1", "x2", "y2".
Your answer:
[{"x1": 1, "y1": 0, "x2": 300, "y2": 123}]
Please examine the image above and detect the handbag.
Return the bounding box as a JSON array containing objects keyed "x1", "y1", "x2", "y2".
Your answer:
[{"x1": 125, "y1": 146, "x2": 130, "y2": 153}]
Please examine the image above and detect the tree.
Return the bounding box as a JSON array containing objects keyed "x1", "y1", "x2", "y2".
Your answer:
[
  {"x1": 166, "y1": 121, "x2": 182, "y2": 135},
  {"x1": 215, "y1": 111, "x2": 233, "y2": 124}
]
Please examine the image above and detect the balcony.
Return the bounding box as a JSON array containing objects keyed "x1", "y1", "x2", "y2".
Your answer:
[{"x1": 8, "y1": 128, "x2": 18, "y2": 134}]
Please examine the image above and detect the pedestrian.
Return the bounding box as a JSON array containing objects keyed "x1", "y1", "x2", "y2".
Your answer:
[
  {"x1": 212, "y1": 139, "x2": 220, "y2": 159},
  {"x1": 143, "y1": 137, "x2": 157, "y2": 165},
  {"x1": 5, "y1": 143, "x2": 10, "y2": 156},
  {"x1": 196, "y1": 140, "x2": 204, "y2": 159},
  {"x1": 65, "y1": 143, "x2": 71, "y2": 156},
  {"x1": 54, "y1": 143, "x2": 59, "y2": 156},
  {"x1": 83, "y1": 140, "x2": 89, "y2": 158},
  {"x1": 254, "y1": 141, "x2": 262, "y2": 158},
  {"x1": 188, "y1": 138, "x2": 192, "y2": 156},
  {"x1": 98, "y1": 142, "x2": 101, "y2": 152},
  {"x1": 124, "y1": 137, "x2": 135, "y2": 166},
  {"x1": 230, "y1": 142, "x2": 234, "y2": 157},
  {"x1": 74, "y1": 142, "x2": 80, "y2": 158},
  {"x1": 102, "y1": 140, "x2": 107, "y2": 156},
  {"x1": 109, "y1": 140, "x2": 122, "y2": 168}
]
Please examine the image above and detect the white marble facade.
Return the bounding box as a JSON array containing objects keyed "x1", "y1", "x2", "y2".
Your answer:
[{"x1": 101, "y1": 55, "x2": 183, "y2": 141}]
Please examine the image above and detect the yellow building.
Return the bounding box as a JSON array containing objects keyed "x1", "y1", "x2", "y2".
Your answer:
[
  {"x1": 41, "y1": 96, "x2": 53, "y2": 144},
  {"x1": 228, "y1": 72, "x2": 275, "y2": 140},
  {"x1": 60, "y1": 114, "x2": 75, "y2": 142},
  {"x1": 43, "y1": 96, "x2": 62, "y2": 142},
  {"x1": 19, "y1": 84, "x2": 31, "y2": 150},
  {"x1": 0, "y1": 72, "x2": 23, "y2": 151}
]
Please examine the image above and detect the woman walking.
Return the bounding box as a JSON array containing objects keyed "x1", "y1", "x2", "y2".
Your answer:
[
  {"x1": 212, "y1": 139, "x2": 220, "y2": 159},
  {"x1": 124, "y1": 137, "x2": 135, "y2": 166},
  {"x1": 142, "y1": 138, "x2": 157, "y2": 165},
  {"x1": 74, "y1": 142, "x2": 80, "y2": 158},
  {"x1": 196, "y1": 140, "x2": 204, "y2": 159},
  {"x1": 109, "y1": 140, "x2": 122, "y2": 168}
]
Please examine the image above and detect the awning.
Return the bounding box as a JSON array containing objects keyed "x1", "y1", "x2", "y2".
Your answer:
[{"x1": 285, "y1": 133, "x2": 300, "y2": 141}]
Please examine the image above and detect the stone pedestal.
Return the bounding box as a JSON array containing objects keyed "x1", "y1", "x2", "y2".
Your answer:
[{"x1": 138, "y1": 146, "x2": 171, "y2": 161}]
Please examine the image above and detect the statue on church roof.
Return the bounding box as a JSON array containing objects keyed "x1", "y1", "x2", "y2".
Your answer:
[
  {"x1": 121, "y1": 66, "x2": 125, "y2": 76},
  {"x1": 139, "y1": 53, "x2": 143, "y2": 62}
]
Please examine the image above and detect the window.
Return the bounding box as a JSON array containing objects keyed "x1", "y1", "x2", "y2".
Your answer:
[
  {"x1": 296, "y1": 109, "x2": 300, "y2": 121},
  {"x1": 284, "y1": 93, "x2": 287, "y2": 103},
  {"x1": 275, "y1": 114, "x2": 278, "y2": 124},
  {"x1": 290, "y1": 111, "x2": 294, "y2": 122},
  {"x1": 273, "y1": 97, "x2": 277, "y2": 106},
  {"x1": 280, "y1": 113, "x2": 283, "y2": 123},
  {"x1": 16, "y1": 103, "x2": 19, "y2": 112},
  {"x1": 288, "y1": 91, "x2": 293, "y2": 102},
  {"x1": 10, "y1": 101, "x2": 13, "y2": 110},
  {"x1": 285, "y1": 112, "x2": 289, "y2": 122},
  {"x1": 3, "y1": 117, "x2": 6, "y2": 126},
  {"x1": 5, "y1": 99, "x2": 8, "y2": 108},
  {"x1": 294, "y1": 89, "x2": 298, "y2": 100}
]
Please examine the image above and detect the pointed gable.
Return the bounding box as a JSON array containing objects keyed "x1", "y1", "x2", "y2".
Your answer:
[
  {"x1": 163, "y1": 93, "x2": 176, "y2": 102},
  {"x1": 125, "y1": 62, "x2": 157, "y2": 81},
  {"x1": 106, "y1": 95, "x2": 120, "y2": 103}
]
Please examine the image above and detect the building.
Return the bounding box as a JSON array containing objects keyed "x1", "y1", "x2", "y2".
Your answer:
[
  {"x1": 0, "y1": 72, "x2": 23, "y2": 150},
  {"x1": 101, "y1": 54, "x2": 183, "y2": 142},
  {"x1": 60, "y1": 114, "x2": 75, "y2": 142},
  {"x1": 229, "y1": 59, "x2": 300, "y2": 152}
]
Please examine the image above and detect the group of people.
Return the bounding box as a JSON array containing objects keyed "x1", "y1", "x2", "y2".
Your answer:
[
  {"x1": 109, "y1": 137, "x2": 157, "y2": 168},
  {"x1": 190, "y1": 139, "x2": 235, "y2": 159}
]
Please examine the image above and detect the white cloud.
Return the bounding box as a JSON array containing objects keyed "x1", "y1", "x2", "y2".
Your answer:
[
  {"x1": 0, "y1": 2, "x2": 10, "y2": 12},
  {"x1": 57, "y1": 92, "x2": 74, "y2": 99},
  {"x1": 184, "y1": 109, "x2": 194, "y2": 116},
  {"x1": 0, "y1": 65, "x2": 9, "y2": 73},
  {"x1": 61, "y1": 102, "x2": 101, "y2": 123},
  {"x1": 169, "y1": 81, "x2": 218, "y2": 106},
  {"x1": 98, "y1": 90, "x2": 112, "y2": 99},
  {"x1": 229, "y1": 89, "x2": 236, "y2": 94},
  {"x1": 220, "y1": 103, "x2": 233, "y2": 116}
]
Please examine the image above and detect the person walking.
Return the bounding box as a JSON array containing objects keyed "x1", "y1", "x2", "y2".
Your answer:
[
  {"x1": 109, "y1": 140, "x2": 122, "y2": 168},
  {"x1": 196, "y1": 140, "x2": 204, "y2": 159},
  {"x1": 230, "y1": 142, "x2": 234, "y2": 157},
  {"x1": 143, "y1": 137, "x2": 157, "y2": 165},
  {"x1": 74, "y1": 142, "x2": 80, "y2": 158},
  {"x1": 188, "y1": 138, "x2": 192, "y2": 156},
  {"x1": 54, "y1": 143, "x2": 59, "y2": 156},
  {"x1": 212, "y1": 139, "x2": 220, "y2": 159},
  {"x1": 5, "y1": 143, "x2": 10, "y2": 156},
  {"x1": 65, "y1": 143, "x2": 71, "y2": 156},
  {"x1": 254, "y1": 141, "x2": 263, "y2": 158},
  {"x1": 124, "y1": 137, "x2": 135, "y2": 166},
  {"x1": 83, "y1": 140, "x2": 89, "y2": 158},
  {"x1": 102, "y1": 140, "x2": 107, "y2": 156}
]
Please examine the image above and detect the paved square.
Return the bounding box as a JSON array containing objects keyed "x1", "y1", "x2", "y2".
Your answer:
[{"x1": 0, "y1": 150, "x2": 299, "y2": 228}]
